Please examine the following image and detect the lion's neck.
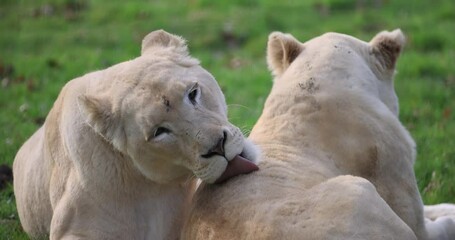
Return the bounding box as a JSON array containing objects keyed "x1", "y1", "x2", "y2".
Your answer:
[{"x1": 251, "y1": 89, "x2": 414, "y2": 181}]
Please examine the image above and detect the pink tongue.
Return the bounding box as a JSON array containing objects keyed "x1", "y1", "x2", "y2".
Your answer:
[{"x1": 215, "y1": 155, "x2": 259, "y2": 184}]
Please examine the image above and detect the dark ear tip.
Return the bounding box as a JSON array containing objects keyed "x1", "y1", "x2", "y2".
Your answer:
[
  {"x1": 371, "y1": 29, "x2": 406, "y2": 50},
  {"x1": 370, "y1": 29, "x2": 406, "y2": 69},
  {"x1": 269, "y1": 32, "x2": 282, "y2": 40},
  {"x1": 267, "y1": 32, "x2": 303, "y2": 77}
]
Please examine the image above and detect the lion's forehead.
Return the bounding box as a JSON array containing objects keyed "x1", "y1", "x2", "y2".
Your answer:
[
  {"x1": 139, "y1": 62, "x2": 212, "y2": 83},
  {"x1": 303, "y1": 33, "x2": 369, "y2": 58},
  {"x1": 130, "y1": 80, "x2": 219, "y2": 124},
  {"x1": 291, "y1": 35, "x2": 373, "y2": 78}
]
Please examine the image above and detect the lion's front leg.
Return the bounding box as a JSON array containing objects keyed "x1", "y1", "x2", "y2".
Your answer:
[
  {"x1": 373, "y1": 171, "x2": 428, "y2": 239},
  {"x1": 316, "y1": 175, "x2": 418, "y2": 240}
]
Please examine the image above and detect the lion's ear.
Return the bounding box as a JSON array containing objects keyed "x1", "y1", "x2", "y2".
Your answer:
[
  {"x1": 267, "y1": 32, "x2": 304, "y2": 77},
  {"x1": 141, "y1": 29, "x2": 189, "y2": 56},
  {"x1": 370, "y1": 29, "x2": 405, "y2": 70},
  {"x1": 78, "y1": 94, "x2": 124, "y2": 148}
]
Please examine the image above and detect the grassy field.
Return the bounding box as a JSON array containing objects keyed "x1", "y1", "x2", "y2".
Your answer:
[{"x1": 1, "y1": 0, "x2": 454, "y2": 238}]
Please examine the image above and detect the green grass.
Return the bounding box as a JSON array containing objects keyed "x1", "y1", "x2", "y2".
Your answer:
[{"x1": 1, "y1": 0, "x2": 454, "y2": 238}]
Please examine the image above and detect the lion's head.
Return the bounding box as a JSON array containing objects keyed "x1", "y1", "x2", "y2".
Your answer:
[
  {"x1": 266, "y1": 29, "x2": 405, "y2": 117},
  {"x1": 77, "y1": 30, "x2": 258, "y2": 184}
]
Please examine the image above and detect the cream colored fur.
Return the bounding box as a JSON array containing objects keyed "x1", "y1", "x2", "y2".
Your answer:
[
  {"x1": 13, "y1": 30, "x2": 256, "y2": 240},
  {"x1": 183, "y1": 30, "x2": 455, "y2": 239}
]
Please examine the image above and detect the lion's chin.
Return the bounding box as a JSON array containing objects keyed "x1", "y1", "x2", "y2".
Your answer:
[{"x1": 214, "y1": 154, "x2": 259, "y2": 184}]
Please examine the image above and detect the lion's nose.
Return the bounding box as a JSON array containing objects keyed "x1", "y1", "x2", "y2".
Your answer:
[
  {"x1": 202, "y1": 131, "x2": 227, "y2": 158},
  {"x1": 212, "y1": 133, "x2": 226, "y2": 156}
]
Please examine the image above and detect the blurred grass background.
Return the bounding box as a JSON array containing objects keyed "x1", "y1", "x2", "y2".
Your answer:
[{"x1": 1, "y1": 0, "x2": 454, "y2": 238}]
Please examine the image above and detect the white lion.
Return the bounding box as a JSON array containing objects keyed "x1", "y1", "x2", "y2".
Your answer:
[
  {"x1": 13, "y1": 30, "x2": 258, "y2": 240},
  {"x1": 182, "y1": 30, "x2": 455, "y2": 239}
]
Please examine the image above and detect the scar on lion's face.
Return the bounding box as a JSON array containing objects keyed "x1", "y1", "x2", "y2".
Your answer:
[{"x1": 162, "y1": 95, "x2": 171, "y2": 112}]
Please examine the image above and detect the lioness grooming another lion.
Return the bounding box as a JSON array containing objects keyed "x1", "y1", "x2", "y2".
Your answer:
[
  {"x1": 183, "y1": 30, "x2": 455, "y2": 239},
  {"x1": 13, "y1": 30, "x2": 258, "y2": 239}
]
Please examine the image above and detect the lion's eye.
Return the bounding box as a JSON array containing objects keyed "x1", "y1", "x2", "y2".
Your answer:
[
  {"x1": 188, "y1": 83, "x2": 199, "y2": 105},
  {"x1": 154, "y1": 127, "x2": 170, "y2": 138}
]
